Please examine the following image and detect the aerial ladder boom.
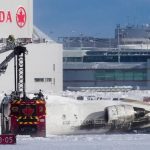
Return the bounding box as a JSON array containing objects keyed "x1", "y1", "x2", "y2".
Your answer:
[
  {"x1": 0, "y1": 45, "x2": 27, "y2": 97},
  {"x1": 0, "y1": 51, "x2": 15, "y2": 74}
]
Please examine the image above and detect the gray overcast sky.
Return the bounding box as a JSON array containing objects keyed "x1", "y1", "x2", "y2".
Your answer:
[{"x1": 34, "y1": 0, "x2": 150, "y2": 39}]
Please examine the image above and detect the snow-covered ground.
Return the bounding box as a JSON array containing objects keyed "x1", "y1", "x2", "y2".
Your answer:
[
  {"x1": 1, "y1": 134, "x2": 150, "y2": 150},
  {"x1": 1, "y1": 90, "x2": 150, "y2": 149},
  {"x1": 61, "y1": 90, "x2": 150, "y2": 101}
]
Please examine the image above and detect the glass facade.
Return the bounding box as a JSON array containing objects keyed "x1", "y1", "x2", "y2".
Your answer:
[
  {"x1": 63, "y1": 52, "x2": 150, "y2": 62},
  {"x1": 63, "y1": 57, "x2": 82, "y2": 62},
  {"x1": 95, "y1": 69, "x2": 147, "y2": 81},
  {"x1": 83, "y1": 55, "x2": 150, "y2": 62}
]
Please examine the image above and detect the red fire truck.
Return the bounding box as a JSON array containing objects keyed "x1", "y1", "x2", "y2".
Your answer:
[
  {"x1": 0, "y1": 45, "x2": 46, "y2": 137},
  {"x1": 1, "y1": 93, "x2": 46, "y2": 137}
]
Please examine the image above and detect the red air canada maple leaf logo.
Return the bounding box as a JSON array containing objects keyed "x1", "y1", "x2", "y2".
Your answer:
[{"x1": 16, "y1": 7, "x2": 26, "y2": 28}]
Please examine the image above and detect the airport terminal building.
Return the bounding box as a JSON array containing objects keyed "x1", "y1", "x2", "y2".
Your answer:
[{"x1": 62, "y1": 24, "x2": 150, "y2": 90}]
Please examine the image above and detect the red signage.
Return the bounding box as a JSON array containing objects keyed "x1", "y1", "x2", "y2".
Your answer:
[
  {"x1": 0, "y1": 11, "x2": 12, "y2": 23},
  {"x1": 0, "y1": 6, "x2": 26, "y2": 28},
  {"x1": 0, "y1": 134, "x2": 16, "y2": 144},
  {"x1": 0, "y1": 0, "x2": 33, "y2": 38},
  {"x1": 16, "y1": 7, "x2": 26, "y2": 28}
]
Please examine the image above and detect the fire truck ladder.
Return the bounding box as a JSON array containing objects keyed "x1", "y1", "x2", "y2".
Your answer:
[
  {"x1": 0, "y1": 46, "x2": 27, "y2": 97},
  {"x1": 14, "y1": 46, "x2": 26, "y2": 97}
]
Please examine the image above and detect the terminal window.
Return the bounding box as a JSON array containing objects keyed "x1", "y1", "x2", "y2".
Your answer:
[{"x1": 95, "y1": 69, "x2": 146, "y2": 81}]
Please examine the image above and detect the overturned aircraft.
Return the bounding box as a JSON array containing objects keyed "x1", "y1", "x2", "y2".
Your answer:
[{"x1": 46, "y1": 96, "x2": 150, "y2": 135}]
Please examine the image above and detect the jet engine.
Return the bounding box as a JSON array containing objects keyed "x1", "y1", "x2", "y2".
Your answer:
[
  {"x1": 104, "y1": 104, "x2": 149, "y2": 130},
  {"x1": 105, "y1": 105, "x2": 135, "y2": 126}
]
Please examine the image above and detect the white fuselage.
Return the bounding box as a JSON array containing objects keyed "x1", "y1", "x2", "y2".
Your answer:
[{"x1": 46, "y1": 95, "x2": 150, "y2": 135}]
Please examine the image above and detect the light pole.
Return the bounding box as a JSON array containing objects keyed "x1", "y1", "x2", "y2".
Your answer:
[
  {"x1": 80, "y1": 33, "x2": 83, "y2": 50},
  {"x1": 117, "y1": 26, "x2": 120, "y2": 63}
]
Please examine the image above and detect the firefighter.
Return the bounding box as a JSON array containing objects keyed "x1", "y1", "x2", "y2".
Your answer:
[
  {"x1": 38, "y1": 89, "x2": 44, "y2": 99},
  {"x1": 6, "y1": 35, "x2": 16, "y2": 49}
]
